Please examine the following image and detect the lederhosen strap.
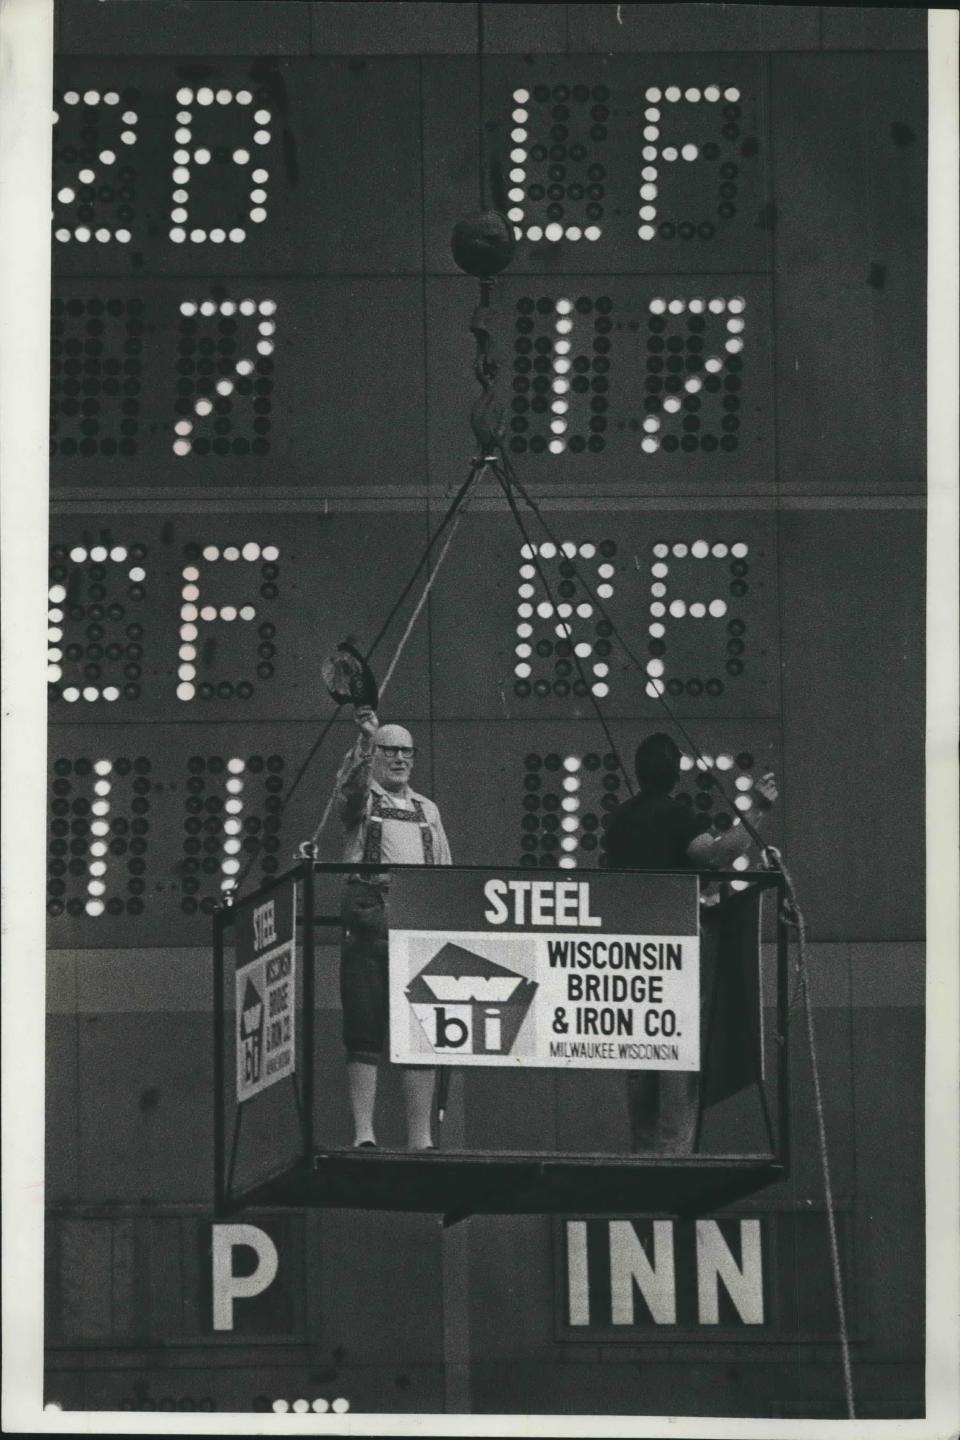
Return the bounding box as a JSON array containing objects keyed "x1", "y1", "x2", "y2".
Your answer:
[{"x1": 362, "y1": 790, "x2": 436, "y2": 867}]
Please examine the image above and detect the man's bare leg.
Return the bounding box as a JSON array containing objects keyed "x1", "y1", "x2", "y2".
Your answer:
[
  {"x1": 402, "y1": 1066, "x2": 435, "y2": 1150},
  {"x1": 347, "y1": 1060, "x2": 378, "y2": 1147}
]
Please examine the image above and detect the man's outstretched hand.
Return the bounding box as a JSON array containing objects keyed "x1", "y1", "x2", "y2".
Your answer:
[
  {"x1": 354, "y1": 706, "x2": 380, "y2": 739},
  {"x1": 754, "y1": 771, "x2": 778, "y2": 810}
]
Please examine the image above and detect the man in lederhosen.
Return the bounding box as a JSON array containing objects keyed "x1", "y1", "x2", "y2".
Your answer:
[{"x1": 336, "y1": 704, "x2": 452, "y2": 1150}]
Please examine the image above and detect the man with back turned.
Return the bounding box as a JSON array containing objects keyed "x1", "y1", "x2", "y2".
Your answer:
[{"x1": 604, "y1": 732, "x2": 778, "y2": 1154}]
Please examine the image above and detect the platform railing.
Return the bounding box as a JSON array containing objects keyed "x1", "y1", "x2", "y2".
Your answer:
[{"x1": 214, "y1": 862, "x2": 791, "y2": 1221}]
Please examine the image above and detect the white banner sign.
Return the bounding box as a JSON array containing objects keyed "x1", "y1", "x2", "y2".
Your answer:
[
  {"x1": 389, "y1": 927, "x2": 699, "y2": 1070},
  {"x1": 234, "y1": 878, "x2": 297, "y2": 1103}
]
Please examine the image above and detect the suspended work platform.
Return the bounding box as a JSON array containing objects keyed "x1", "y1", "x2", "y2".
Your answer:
[
  {"x1": 224, "y1": 1148, "x2": 786, "y2": 1227},
  {"x1": 214, "y1": 862, "x2": 791, "y2": 1224}
]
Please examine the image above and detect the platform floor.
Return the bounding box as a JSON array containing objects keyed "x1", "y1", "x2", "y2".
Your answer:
[{"x1": 225, "y1": 1149, "x2": 786, "y2": 1222}]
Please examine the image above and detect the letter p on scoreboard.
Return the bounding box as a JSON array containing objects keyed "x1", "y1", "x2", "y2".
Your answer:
[{"x1": 387, "y1": 869, "x2": 701, "y2": 1070}]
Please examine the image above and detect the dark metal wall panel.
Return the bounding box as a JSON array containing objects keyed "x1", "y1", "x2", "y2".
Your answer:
[
  {"x1": 289, "y1": 59, "x2": 424, "y2": 274},
  {"x1": 141, "y1": 1215, "x2": 187, "y2": 1337},
  {"x1": 53, "y1": 991, "x2": 350, "y2": 1203},
  {"x1": 851, "y1": 1006, "x2": 924, "y2": 1362},
  {"x1": 76, "y1": 1013, "x2": 212, "y2": 1201},
  {"x1": 310, "y1": 2, "x2": 478, "y2": 56},
  {"x1": 771, "y1": 54, "x2": 926, "y2": 494},
  {"x1": 72, "y1": 949, "x2": 211, "y2": 1008},
  {"x1": 315, "y1": 1211, "x2": 446, "y2": 1362},
  {"x1": 427, "y1": 276, "x2": 774, "y2": 494},
  {"x1": 461, "y1": 1065, "x2": 724, "y2": 1155},
  {"x1": 46, "y1": 512, "x2": 430, "y2": 719},
  {"x1": 60, "y1": 0, "x2": 312, "y2": 56},
  {"x1": 51, "y1": 58, "x2": 422, "y2": 277},
  {"x1": 56, "y1": 2, "x2": 927, "y2": 62},
  {"x1": 464, "y1": 1069, "x2": 560, "y2": 1152},
  {"x1": 46, "y1": 1015, "x2": 81, "y2": 1205},
  {"x1": 467, "y1": 1352, "x2": 924, "y2": 1418},
  {"x1": 58, "y1": 1220, "x2": 113, "y2": 1338},
  {"x1": 420, "y1": 58, "x2": 480, "y2": 276},
  {"x1": 482, "y1": 4, "x2": 569, "y2": 55},
  {"x1": 50, "y1": 278, "x2": 427, "y2": 490},
  {"x1": 46, "y1": 1351, "x2": 445, "y2": 1414},
  {"x1": 467, "y1": 1217, "x2": 554, "y2": 1359},
  {"x1": 849, "y1": 941, "x2": 924, "y2": 1006},
  {"x1": 820, "y1": 8, "x2": 927, "y2": 51},
  {"x1": 779, "y1": 509, "x2": 925, "y2": 940},
  {"x1": 566, "y1": 4, "x2": 821, "y2": 53},
  {"x1": 466, "y1": 1354, "x2": 790, "y2": 1415},
  {"x1": 426, "y1": 510, "x2": 780, "y2": 719}
]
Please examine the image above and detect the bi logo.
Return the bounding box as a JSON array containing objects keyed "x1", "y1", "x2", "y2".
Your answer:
[
  {"x1": 405, "y1": 942, "x2": 537, "y2": 1055},
  {"x1": 240, "y1": 975, "x2": 264, "y2": 1085}
]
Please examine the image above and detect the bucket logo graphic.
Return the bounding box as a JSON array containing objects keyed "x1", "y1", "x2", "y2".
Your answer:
[
  {"x1": 240, "y1": 975, "x2": 264, "y2": 1085},
  {"x1": 405, "y1": 942, "x2": 537, "y2": 1055}
]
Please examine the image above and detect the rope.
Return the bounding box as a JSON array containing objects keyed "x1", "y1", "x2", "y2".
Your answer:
[
  {"x1": 307, "y1": 491, "x2": 472, "y2": 851},
  {"x1": 381, "y1": 499, "x2": 468, "y2": 696},
  {"x1": 230, "y1": 464, "x2": 482, "y2": 894},
  {"x1": 773, "y1": 851, "x2": 856, "y2": 1419}
]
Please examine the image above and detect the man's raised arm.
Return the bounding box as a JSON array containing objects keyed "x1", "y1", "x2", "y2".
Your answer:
[
  {"x1": 335, "y1": 705, "x2": 379, "y2": 829},
  {"x1": 686, "y1": 771, "x2": 778, "y2": 869}
]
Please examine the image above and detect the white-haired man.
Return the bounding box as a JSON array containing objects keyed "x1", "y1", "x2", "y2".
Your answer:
[{"x1": 336, "y1": 705, "x2": 451, "y2": 1150}]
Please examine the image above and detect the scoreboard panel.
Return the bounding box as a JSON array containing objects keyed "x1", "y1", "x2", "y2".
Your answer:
[
  {"x1": 52, "y1": 58, "x2": 423, "y2": 276},
  {"x1": 771, "y1": 53, "x2": 926, "y2": 494},
  {"x1": 45, "y1": 41, "x2": 926, "y2": 949},
  {"x1": 426, "y1": 275, "x2": 773, "y2": 495},
  {"x1": 423, "y1": 56, "x2": 772, "y2": 276},
  {"x1": 50, "y1": 278, "x2": 427, "y2": 490},
  {"x1": 59, "y1": 0, "x2": 314, "y2": 57},
  {"x1": 39, "y1": 9, "x2": 930, "y2": 1425},
  {"x1": 47, "y1": 512, "x2": 430, "y2": 719},
  {"x1": 431, "y1": 720, "x2": 781, "y2": 873},
  {"x1": 426, "y1": 510, "x2": 779, "y2": 720},
  {"x1": 45, "y1": 721, "x2": 352, "y2": 946},
  {"x1": 779, "y1": 508, "x2": 925, "y2": 941},
  {"x1": 44, "y1": 718, "x2": 780, "y2": 946}
]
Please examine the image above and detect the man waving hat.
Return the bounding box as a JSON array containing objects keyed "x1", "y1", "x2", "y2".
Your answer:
[{"x1": 335, "y1": 704, "x2": 451, "y2": 1150}]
